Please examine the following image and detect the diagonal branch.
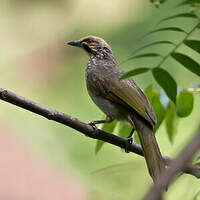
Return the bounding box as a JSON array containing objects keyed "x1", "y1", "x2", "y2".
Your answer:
[
  {"x1": 0, "y1": 88, "x2": 200, "y2": 179},
  {"x1": 143, "y1": 125, "x2": 200, "y2": 200}
]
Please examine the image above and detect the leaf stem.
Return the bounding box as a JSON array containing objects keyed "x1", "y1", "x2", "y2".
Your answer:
[{"x1": 157, "y1": 21, "x2": 200, "y2": 68}]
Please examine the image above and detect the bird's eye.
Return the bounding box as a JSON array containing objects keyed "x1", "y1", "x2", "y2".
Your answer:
[
  {"x1": 82, "y1": 42, "x2": 87, "y2": 46},
  {"x1": 82, "y1": 42, "x2": 92, "y2": 53}
]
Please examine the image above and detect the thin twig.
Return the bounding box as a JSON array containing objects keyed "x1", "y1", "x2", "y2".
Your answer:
[{"x1": 0, "y1": 88, "x2": 200, "y2": 179}]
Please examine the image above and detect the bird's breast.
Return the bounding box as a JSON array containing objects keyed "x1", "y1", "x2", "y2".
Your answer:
[{"x1": 85, "y1": 61, "x2": 130, "y2": 121}]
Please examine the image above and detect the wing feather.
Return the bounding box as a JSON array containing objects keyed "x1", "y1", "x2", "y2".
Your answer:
[
  {"x1": 86, "y1": 64, "x2": 156, "y2": 126},
  {"x1": 109, "y1": 79, "x2": 156, "y2": 125}
]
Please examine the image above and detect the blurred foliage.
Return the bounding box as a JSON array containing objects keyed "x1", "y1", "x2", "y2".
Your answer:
[
  {"x1": 176, "y1": 90, "x2": 194, "y2": 117},
  {"x1": 145, "y1": 85, "x2": 166, "y2": 132},
  {"x1": 95, "y1": 120, "x2": 117, "y2": 154},
  {"x1": 0, "y1": 0, "x2": 200, "y2": 200},
  {"x1": 165, "y1": 100, "x2": 178, "y2": 143}
]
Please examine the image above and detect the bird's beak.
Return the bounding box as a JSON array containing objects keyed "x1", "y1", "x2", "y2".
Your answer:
[{"x1": 66, "y1": 40, "x2": 82, "y2": 47}]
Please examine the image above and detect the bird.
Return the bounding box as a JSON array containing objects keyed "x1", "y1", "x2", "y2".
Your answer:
[{"x1": 67, "y1": 35, "x2": 165, "y2": 184}]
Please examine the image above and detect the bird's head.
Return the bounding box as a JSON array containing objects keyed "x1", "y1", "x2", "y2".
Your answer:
[{"x1": 67, "y1": 35, "x2": 113, "y2": 57}]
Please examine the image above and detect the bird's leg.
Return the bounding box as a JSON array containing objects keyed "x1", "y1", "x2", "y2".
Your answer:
[
  {"x1": 124, "y1": 115, "x2": 137, "y2": 152},
  {"x1": 88, "y1": 117, "x2": 113, "y2": 130},
  {"x1": 124, "y1": 128, "x2": 135, "y2": 153}
]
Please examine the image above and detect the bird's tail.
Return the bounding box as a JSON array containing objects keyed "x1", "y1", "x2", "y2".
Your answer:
[{"x1": 129, "y1": 115, "x2": 165, "y2": 183}]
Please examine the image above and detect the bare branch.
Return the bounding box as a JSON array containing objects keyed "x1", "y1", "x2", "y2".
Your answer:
[
  {"x1": 0, "y1": 88, "x2": 200, "y2": 179},
  {"x1": 143, "y1": 125, "x2": 200, "y2": 200}
]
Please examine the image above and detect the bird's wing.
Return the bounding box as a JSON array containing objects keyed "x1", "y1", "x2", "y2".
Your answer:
[
  {"x1": 106, "y1": 78, "x2": 157, "y2": 126},
  {"x1": 87, "y1": 67, "x2": 156, "y2": 126}
]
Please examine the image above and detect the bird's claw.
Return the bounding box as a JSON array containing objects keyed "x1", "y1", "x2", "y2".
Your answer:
[
  {"x1": 124, "y1": 137, "x2": 133, "y2": 153},
  {"x1": 88, "y1": 121, "x2": 98, "y2": 130}
]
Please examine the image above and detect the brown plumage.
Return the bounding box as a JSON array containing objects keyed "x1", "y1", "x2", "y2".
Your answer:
[{"x1": 67, "y1": 36, "x2": 165, "y2": 184}]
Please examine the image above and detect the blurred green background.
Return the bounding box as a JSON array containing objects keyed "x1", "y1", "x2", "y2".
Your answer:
[{"x1": 0, "y1": 0, "x2": 200, "y2": 199}]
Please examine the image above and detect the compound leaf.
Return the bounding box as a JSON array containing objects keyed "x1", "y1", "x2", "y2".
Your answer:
[
  {"x1": 184, "y1": 40, "x2": 200, "y2": 54},
  {"x1": 152, "y1": 68, "x2": 177, "y2": 104},
  {"x1": 171, "y1": 52, "x2": 200, "y2": 77},
  {"x1": 121, "y1": 68, "x2": 150, "y2": 79}
]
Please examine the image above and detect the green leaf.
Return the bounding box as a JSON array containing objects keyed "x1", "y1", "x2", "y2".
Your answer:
[
  {"x1": 117, "y1": 122, "x2": 132, "y2": 138},
  {"x1": 120, "y1": 53, "x2": 162, "y2": 65},
  {"x1": 145, "y1": 85, "x2": 166, "y2": 132},
  {"x1": 158, "y1": 13, "x2": 197, "y2": 24},
  {"x1": 143, "y1": 27, "x2": 187, "y2": 37},
  {"x1": 176, "y1": 90, "x2": 194, "y2": 117},
  {"x1": 180, "y1": 0, "x2": 200, "y2": 6},
  {"x1": 127, "y1": 53, "x2": 162, "y2": 60},
  {"x1": 194, "y1": 153, "x2": 200, "y2": 164},
  {"x1": 184, "y1": 40, "x2": 200, "y2": 53},
  {"x1": 116, "y1": 122, "x2": 141, "y2": 145},
  {"x1": 191, "y1": 169, "x2": 200, "y2": 179},
  {"x1": 134, "y1": 132, "x2": 140, "y2": 145},
  {"x1": 95, "y1": 140, "x2": 105, "y2": 155},
  {"x1": 120, "y1": 68, "x2": 150, "y2": 79},
  {"x1": 165, "y1": 101, "x2": 178, "y2": 143},
  {"x1": 95, "y1": 120, "x2": 117, "y2": 154},
  {"x1": 192, "y1": 154, "x2": 200, "y2": 178},
  {"x1": 171, "y1": 52, "x2": 200, "y2": 77},
  {"x1": 152, "y1": 68, "x2": 177, "y2": 104},
  {"x1": 132, "y1": 41, "x2": 175, "y2": 55}
]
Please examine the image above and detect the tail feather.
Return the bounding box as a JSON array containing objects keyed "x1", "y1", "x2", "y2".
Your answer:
[{"x1": 130, "y1": 115, "x2": 165, "y2": 183}]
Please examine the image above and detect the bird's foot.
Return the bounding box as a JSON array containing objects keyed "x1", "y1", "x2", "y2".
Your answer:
[
  {"x1": 124, "y1": 137, "x2": 133, "y2": 153},
  {"x1": 88, "y1": 121, "x2": 98, "y2": 131}
]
